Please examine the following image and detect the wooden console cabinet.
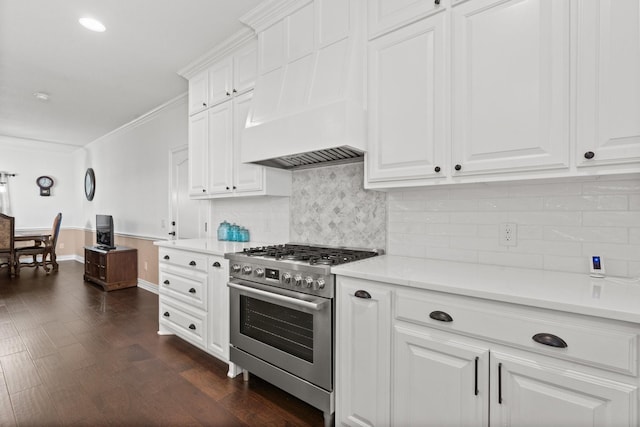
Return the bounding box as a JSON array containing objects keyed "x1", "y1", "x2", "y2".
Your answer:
[{"x1": 84, "y1": 246, "x2": 138, "y2": 291}]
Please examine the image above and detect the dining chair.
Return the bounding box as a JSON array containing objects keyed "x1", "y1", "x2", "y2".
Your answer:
[
  {"x1": 14, "y1": 212, "x2": 62, "y2": 275},
  {"x1": 0, "y1": 214, "x2": 15, "y2": 277}
]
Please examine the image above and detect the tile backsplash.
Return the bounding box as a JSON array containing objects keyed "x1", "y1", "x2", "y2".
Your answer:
[
  {"x1": 387, "y1": 174, "x2": 640, "y2": 277},
  {"x1": 290, "y1": 162, "x2": 387, "y2": 249}
]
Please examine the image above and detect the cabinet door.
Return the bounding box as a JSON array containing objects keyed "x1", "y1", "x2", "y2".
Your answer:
[
  {"x1": 206, "y1": 102, "x2": 233, "y2": 195},
  {"x1": 491, "y1": 349, "x2": 638, "y2": 427},
  {"x1": 451, "y1": 0, "x2": 570, "y2": 176},
  {"x1": 208, "y1": 256, "x2": 229, "y2": 360},
  {"x1": 188, "y1": 71, "x2": 208, "y2": 115},
  {"x1": 576, "y1": 0, "x2": 640, "y2": 167},
  {"x1": 394, "y1": 325, "x2": 489, "y2": 427},
  {"x1": 368, "y1": 0, "x2": 443, "y2": 39},
  {"x1": 233, "y1": 91, "x2": 264, "y2": 193},
  {"x1": 233, "y1": 40, "x2": 258, "y2": 95},
  {"x1": 188, "y1": 112, "x2": 209, "y2": 196},
  {"x1": 336, "y1": 277, "x2": 392, "y2": 427},
  {"x1": 208, "y1": 58, "x2": 233, "y2": 106},
  {"x1": 366, "y1": 13, "x2": 446, "y2": 185}
]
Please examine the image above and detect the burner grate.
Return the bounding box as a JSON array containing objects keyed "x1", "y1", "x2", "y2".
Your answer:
[{"x1": 242, "y1": 244, "x2": 379, "y2": 266}]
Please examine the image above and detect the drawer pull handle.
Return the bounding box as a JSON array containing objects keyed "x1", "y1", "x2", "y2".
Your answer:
[
  {"x1": 189, "y1": 288, "x2": 196, "y2": 294},
  {"x1": 163, "y1": 255, "x2": 170, "y2": 260},
  {"x1": 212, "y1": 261, "x2": 221, "y2": 268},
  {"x1": 189, "y1": 261, "x2": 196, "y2": 266},
  {"x1": 498, "y1": 362, "x2": 503, "y2": 404},
  {"x1": 532, "y1": 333, "x2": 567, "y2": 348},
  {"x1": 189, "y1": 324, "x2": 196, "y2": 330},
  {"x1": 354, "y1": 290, "x2": 371, "y2": 299},
  {"x1": 429, "y1": 310, "x2": 453, "y2": 322},
  {"x1": 584, "y1": 151, "x2": 595, "y2": 159},
  {"x1": 474, "y1": 356, "x2": 479, "y2": 396},
  {"x1": 163, "y1": 280, "x2": 170, "y2": 285},
  {"x1": 163, "y1": 312, "x2": 170, "y2": 317}
]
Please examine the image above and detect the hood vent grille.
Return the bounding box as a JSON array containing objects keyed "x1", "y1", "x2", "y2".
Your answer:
[{"x1": 251, "y1": 146, "x2": 364, "y2": 170}]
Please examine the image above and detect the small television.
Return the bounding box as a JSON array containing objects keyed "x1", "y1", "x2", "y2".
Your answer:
[{"x1": 96, "y1": 214, "x2": 115, "y2": 249}]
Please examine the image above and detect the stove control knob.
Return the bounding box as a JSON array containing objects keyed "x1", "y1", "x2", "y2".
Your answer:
[
  {"x1": 294, "y1": 274, "x2": 303, "y2": 287},
  {"x1": 315, "y1": 278, "x2": 326, "y2": 290},
  {"x1": 304, "y1": 276, "x2": 314, "y2": 288},
  {"x1": 282, "y1": 272, "x2": 292, "y2": 284},
  {"x1": 242, "y1": 266, "x2": 252, "y2": 275},
  {"x1": 254, "y1": 268, "x2": 264, "y2": 278},
  {"x1": 231, "y1": 264, "x2": 241, "y2": 273}
]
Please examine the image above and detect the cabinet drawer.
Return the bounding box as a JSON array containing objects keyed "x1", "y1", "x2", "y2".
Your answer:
[
  {"x1": 159, "y1": 248, "x2": 207, "y2": 272},
  {"x1": 159, "y1": 270, "x2": 207, "y2": 310},
  {"x1": 159, "y1": 298, "x2": 206, "y2": 349},
  {"x1": 395, "y1": 289, "x2": 638, "y2": 376}
]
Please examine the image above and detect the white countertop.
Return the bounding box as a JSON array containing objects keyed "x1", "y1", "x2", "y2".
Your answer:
[
  {"x1": 332, "y1": 255, "x2": 640, "y2": 324},
  {"x1": 154, "y1": 238, "x2": 279, "y2": 256}
]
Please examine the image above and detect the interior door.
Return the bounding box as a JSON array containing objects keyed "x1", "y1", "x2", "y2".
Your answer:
[{"x1": 170, "y1": 146, "x2": 209, "y2": 239}]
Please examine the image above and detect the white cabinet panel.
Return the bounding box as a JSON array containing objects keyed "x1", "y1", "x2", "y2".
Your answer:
[
  {"x1": 451, "y1": 0, "x2": 570, "y2": 175},
  {"x1": 188, "y1": 71, "x2": 209, "y2": 115},
  {"x1": 208, "y1": 59, "x2": 233, "y2": 107},
  {"x1": 288, "y1": 2, "x2": 314, "y2": 60},
  {"x1": 491, "y1": 349, "x2": 638, "y2": 427},
  {"x1": 367, "y1": 13, "x2": 446, "y2": 184},
  {"x1": 208, "y1": 256, "x2": 229, "y2": 360},
  {"x1": 188, "y1": 112, "x2": 208, "y2": 196},
  {"x1": 233, "y1": 92, "x2": 264, "y2": 193},
  {"x1": 259, "y1": 21, "x2": 285, "y2": 73},
  {"x1": 394, "y1": 325, "x2": 489, "y2": 427},
  {"x1": 233, "y1": 41, "x2": 258, "y2": 96},
  {"x1": 368, "y1": 0, "x2": 444, "y2": 39},
  {"x1": 206, "y1": 103, "x2": 233, "y2": 195},
  {"x1": 336, "y1": 277, "x2": 392, "y2": 427},
  {"x1": 577, "y1": 0, "x2": 640, "y2": 167}
]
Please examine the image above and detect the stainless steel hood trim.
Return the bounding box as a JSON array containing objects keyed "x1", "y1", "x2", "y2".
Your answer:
[{"x1": 250, "y1": 146, "x2": 364, "y2": 170}]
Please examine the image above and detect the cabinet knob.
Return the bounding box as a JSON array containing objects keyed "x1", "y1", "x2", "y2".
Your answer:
[
  {"x1": 188, "y1": 324, "x2": 196, "y2": 330},
  {"x1": 434, "y1": 166, "x2": 441, "y2": 173},
  {"x1": 188, "y1": 288, "x2": 196, "y2": 294},
  {"x1": 454, "y1": 164, "x2": 462, "y2": 171},
  {"x1": 163, "y1": 311, "x2": 170, "y2": 317},
  {"x1": 212, "y1": 261, "x2": 221, "y2": 268},
  {"x1": 163, "y1": 280, "x2": 170, "y2": 285},
  {"x1": 202, "y1": 102, "x2": 207, "y2": 107},
  {"x1": 189, "y1": 261, "x2": 196, "y2": 266},
  {"x1": 584, "y1": 151, "x2": 595, "y2": 159},
  {"x1": 354, "y1": 290, "x2": 371, "y2": 299},
  {"x1": 202, "y1": 189, "x2": 206, "y2": 193},
  {"x1": 226, "y1": 186, "x2": 230, "y2": 190},
  {"x1": 163, "y1": 255, "x2": 170, "y2": 260},
  {"x1": 233, "y1": 89, "x2": 237, "y2": 94},
  {"x1": 435, "y1": 0, "x2": 440, "y2": 4},
  {"x1": 429, "y1": 310, "x2": 453, "y2": 322},
  {"x1": 233, "y1": 186, "x2": 237, "y2": 190},
  {"x1": 532, "y1": 333, "x2": 567, "y2": 348},
  {"x1": 226, "y1": 91, "x2": 230, "y2": 96},
  {"x1": 168, "y1": 231, "x2": 176, "y2": 236}
]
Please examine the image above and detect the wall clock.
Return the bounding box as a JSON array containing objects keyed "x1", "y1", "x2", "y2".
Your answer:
[
  {"x1": 84, "y1": 168, "x2": 96, "y2": 201},
  {"x1": 36, "y1": 175, "x2": 54, "y2": 196}
]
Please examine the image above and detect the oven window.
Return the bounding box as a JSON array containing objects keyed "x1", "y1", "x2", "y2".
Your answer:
[{"x1": 240, "y1": 295, "x2": 314, "y2": 363}]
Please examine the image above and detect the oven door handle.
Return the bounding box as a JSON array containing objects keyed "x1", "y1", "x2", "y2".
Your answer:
[{"x1": 227, "y1": 281, "x2": 328, "y2": 311}]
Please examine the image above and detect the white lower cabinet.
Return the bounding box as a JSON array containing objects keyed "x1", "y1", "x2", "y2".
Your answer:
[
  {"x1": 336, "y1": 276, "x2": 640, "y2": 426},
  {"x1": 158, "y1": 248, "x2": 231, "y2": 367}
]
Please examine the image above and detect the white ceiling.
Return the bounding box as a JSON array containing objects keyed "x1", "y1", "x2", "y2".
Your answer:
[{"x1": 0, "y1": 0, "x2": 263, "y2": 147}]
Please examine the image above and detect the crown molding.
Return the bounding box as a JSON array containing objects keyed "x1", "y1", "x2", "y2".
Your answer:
[
  {"x1": 240, "y1": 0, "x2": 313, "y2": 33},
  {"x1": 0, "y1": 134, "x2": 81, "y2": 153},
  {"x1": 177, "y1": 27, "x2": 256, "y2": 79}
]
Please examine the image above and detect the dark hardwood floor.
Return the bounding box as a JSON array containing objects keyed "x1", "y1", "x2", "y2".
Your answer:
[{"x1": 0, "y1": 261, "x2": 324, "y2": 426}]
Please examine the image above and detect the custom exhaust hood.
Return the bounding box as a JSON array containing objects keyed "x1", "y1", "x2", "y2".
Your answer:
[{"x1": 240, "y1": 0, "x2": 366, "y2": 170}]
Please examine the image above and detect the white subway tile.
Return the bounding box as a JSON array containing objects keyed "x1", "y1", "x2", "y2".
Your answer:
[
  {"x1": 450, "y1": 212, "x2": 509, "y2": 224},
  {"x1": 450, "y1": 236, "x2": 503, "y2": 252},
  {"x1": 518, "y1": 225, "x2": 543, "y2": 240},
  {"x1": 543, "y1": 254, "x2": 589, "y2": 274},
  {"x1": 478, "y1": 251, "x2": 544, "y2": 269},
  {"x1": 425, "y1": 247, "x2": 478, "y2": 263},
  {"x1": 512, "y1": 239, "x2": 582, "y2": 256},
  {"x1": 388, "y1": 239, "x2": 427, "y2": 258},
  {"x1": 400, "y1": 188, "x2": 450, "y2": 200},
  {"x1": 630, "y1": 195, "x2": 640, "y2": 211},
  {"x1": 509, "y1": 211, "x2": 582, "y2": 226},
  {"x1": 388, "y1": 221, "x2": 427, "y2": 234},
  {"x1": 449, "y1": 182, "x2": 510, "y2": 199},
  {"x1": 508, "y1": 181, "x2": 582, "y2": 197},
  {"x1": 583, "y1": 211, "x2": 640, "y2": 227},
  {"x1": 388, "y1": 200, "x2": 426, "y2": 212},
  {"x1": 398, "y1": 211, "x2": 451, "y2": 223},
  {"x1": 426, "y1": 223, "x2": 477, "y2": 237},
  {"x1": 478, "y1": 197, "x2": 543, "y2": 211},
  {"x1": 629, "y1": 262, "x2": 640, "y2": 278},
  {"x1": 631, "y1": 228, "x2": 640, "y2": 245},
  {"x1": 603, "y1": 259, "x2": 629, "y2": 278},
  {"x1": 582, "y1": 243, "x2": 640, "y2": 261},
  {"x1": 544, "y1": 195, "x2": 628, "y2": 211},
  {"x1": 478, "y1": 224, "x2": 499, "y2": 238},
  {"x1": 582, "y1": 178, "x2": 640, "y2": 195},
  {"x1": 425, "y1": 199, "x2": 478, "y2": 211},
  {"x1": 544, "y1": 226, "x2": 628, "y2": 243}
]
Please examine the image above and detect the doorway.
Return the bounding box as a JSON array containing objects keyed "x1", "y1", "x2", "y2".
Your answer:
[{"x1": 169, "y1": 146, "x2": 209, "y2": 239}]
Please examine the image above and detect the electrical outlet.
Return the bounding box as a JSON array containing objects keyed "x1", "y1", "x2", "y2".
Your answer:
[
  {"x1": 144, "y1": 261, "x2": 148, "y2": 271},
  {"x1": 500, "y1": 223, "x2": 517, "y2": 246}
]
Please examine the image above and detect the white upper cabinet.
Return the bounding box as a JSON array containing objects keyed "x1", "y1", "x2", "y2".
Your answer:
[
  {"x1": 188, "y1": 72, "x2": 209, "y2": 116},
  {"x1": 188, "y1": 112, "x2": 208, "y2": 196},
  {"x1": 366, "y1": 12, "x2": 446, "y2": 186},
  {"x1": 450, "y1": 0, "x2": 571, "y2": 176},
  {"x1": 207, "y1": 59, "x2": 233, "y2": 107},
  {"x1": 368, "y1": 0, "x2": 445, "y2": 39},
  {"x1": 576, "y1": 0, "x2": 640, "y2": 169}
]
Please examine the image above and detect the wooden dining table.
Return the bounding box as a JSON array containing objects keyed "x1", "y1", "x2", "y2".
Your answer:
[{"x1": 14, "y1": 232, "x2": 56, "y2": 272}]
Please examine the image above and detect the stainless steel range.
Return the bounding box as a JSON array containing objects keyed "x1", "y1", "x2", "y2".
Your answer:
[{"x1": 225, "y1": 244, "x2": 382, "y2": 426}]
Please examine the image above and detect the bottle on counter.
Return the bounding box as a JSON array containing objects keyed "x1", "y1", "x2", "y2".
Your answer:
[
  {"x1": 229, "y1": 223, "x2": 240, "y2": 241},
  {"x1": 217, "y1": 221, "x2": 230, "y2": 241},
  {"x1": 239, "y1": 227, "x2": 250, "y2": 242}
]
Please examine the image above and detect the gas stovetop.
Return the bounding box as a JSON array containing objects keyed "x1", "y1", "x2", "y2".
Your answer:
[{"x1": 225, "y1": 244, "x2": 383, "y2": 298}]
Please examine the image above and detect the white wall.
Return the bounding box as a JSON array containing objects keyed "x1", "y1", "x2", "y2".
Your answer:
[
  {"x1": 387, "y1": 174, "x2": 640, "y2": 278},
  {"x1": 78, "y1": 95, "x2": 188, "y2": 238},
  {"x1": 0, "y1": 136, "x2": 80, "y2": 230}
]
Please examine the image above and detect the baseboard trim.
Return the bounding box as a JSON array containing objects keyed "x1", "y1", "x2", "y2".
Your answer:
[{"x1": 137, "y1": 279, "x2": 158, "y2": 295}]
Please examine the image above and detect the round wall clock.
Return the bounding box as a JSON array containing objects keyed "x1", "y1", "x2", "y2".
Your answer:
[
  {"x1": 84, "y1": 168, "x2": 96, "y2": 201},
  {"x1": 36, "y1": 175, "x2": 54, "y2": 196}
]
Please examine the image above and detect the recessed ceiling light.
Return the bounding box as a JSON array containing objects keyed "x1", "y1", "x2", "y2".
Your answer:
[
  {"x1": 79, "y1": 17, "x2": 106, "y2": 32},
  {"x1": 33, "y1": 92, "x2": 50, "y2": 101}
]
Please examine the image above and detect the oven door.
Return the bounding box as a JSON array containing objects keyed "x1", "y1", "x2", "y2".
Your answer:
[{"x1": 228, "y1": 278, "x2": 333, "y2": 391}]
